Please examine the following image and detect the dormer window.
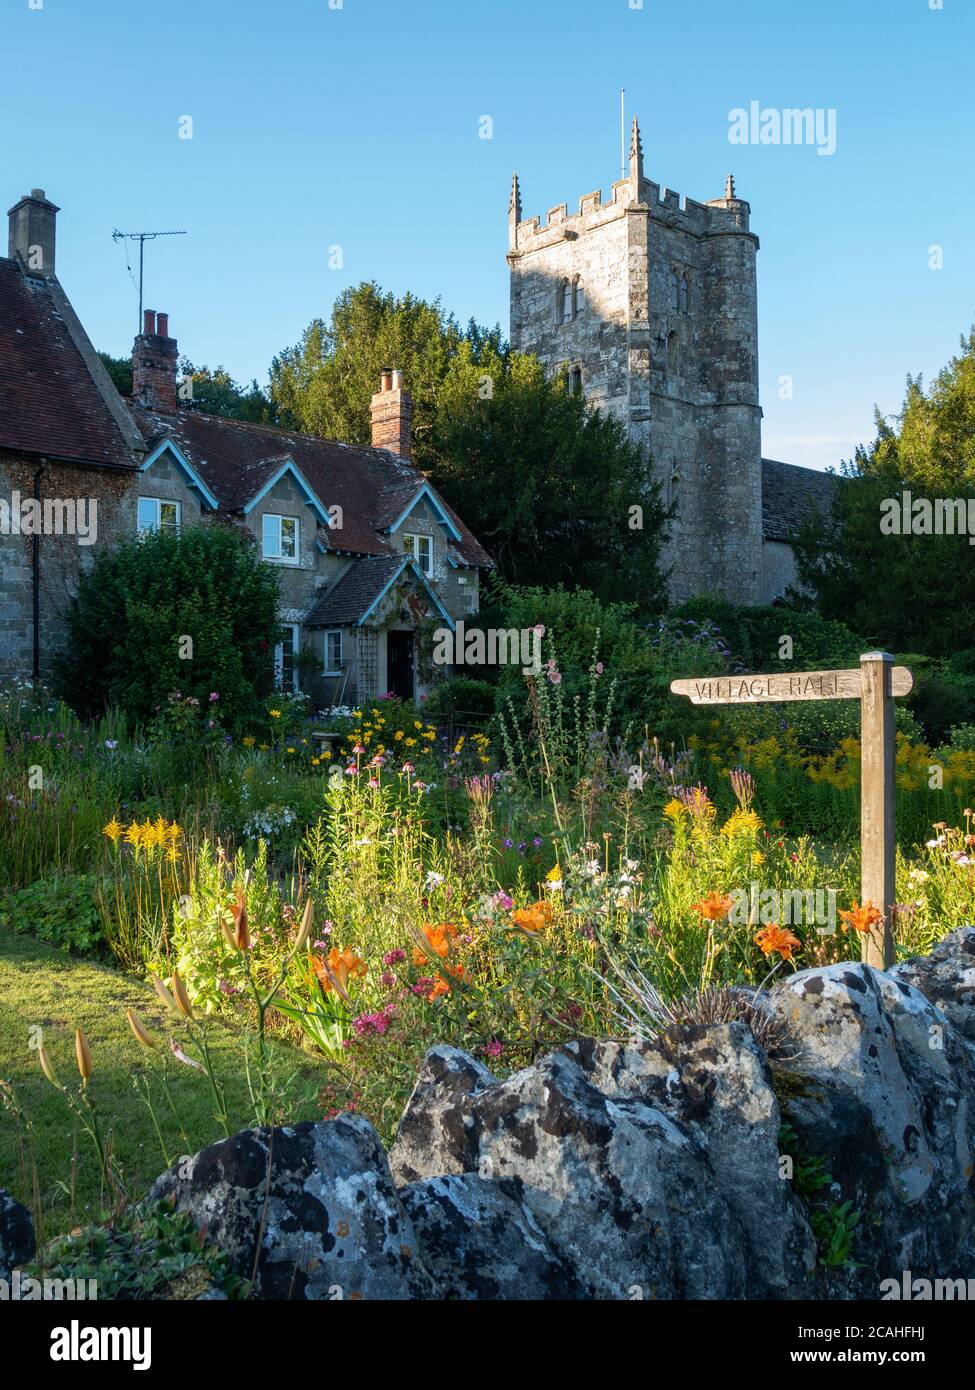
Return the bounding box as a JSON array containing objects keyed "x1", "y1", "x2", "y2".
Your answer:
[
  {"x1": 263, "y1": 513, "x2": 299, "y2": 563},
  {"x1": 403, "y1": 532, "x2": 433, "y2": 577},
  {"x1": 137, "y1": 497, "x2": 180, "y2": 534}
]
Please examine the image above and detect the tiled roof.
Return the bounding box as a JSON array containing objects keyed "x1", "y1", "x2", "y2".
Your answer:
[
  {"x1": 305, "y1": 554, "x2": 407, "y2": 627},
  {"x1": 761, "y1": 457, "x2": 842, "y2": 543},
  {"x1": 131, "y1": 406, "x2": 493, "y2": 569},
  {"x1": 0, "y1": 258, "x2": 136, "y2": 468}
]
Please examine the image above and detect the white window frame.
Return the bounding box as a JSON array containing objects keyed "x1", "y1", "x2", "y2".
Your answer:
[
  {"x1": 324, "y1": 629, "x2": 343, "y2": 675},
  {"x1": 137, "y1": 496, "x2": 181, "y2": 534},
  {"x1": 403, "y1": 532, "x2": 433, "y2": 578},
  {"x1": 274, "y1": 623, "x2": 300, "y2": 692},
  {"x1": 263, "y1": 513, "x2": 299, "y2": 564}
]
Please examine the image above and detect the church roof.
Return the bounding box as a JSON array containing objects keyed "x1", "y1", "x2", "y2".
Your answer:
[
  {"x1": 761, "y1": 457, "x2": 842, "y2": 543},
  {"x1": 0, "y1": 258, "x2": 138, "y2": 469}
]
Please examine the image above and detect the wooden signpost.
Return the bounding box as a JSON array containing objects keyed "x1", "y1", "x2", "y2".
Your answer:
[{"x1": 671, "y1": 653, "x2": 914, "y2": 970}]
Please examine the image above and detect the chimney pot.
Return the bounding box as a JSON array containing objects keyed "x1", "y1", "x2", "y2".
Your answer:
[
  {"x1": 132, "y1": 311, "x2": 178, "y2": 413},
  {"x1": 370, "y1": 368, "x2": 412, "y2": 459}
]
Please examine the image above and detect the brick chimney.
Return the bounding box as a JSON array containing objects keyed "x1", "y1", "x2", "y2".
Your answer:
[
  {"x1": 370, "y1": 368, "x2": 412, "y2": 458},
  {"x1": 132, "y1": 309, "x2": 179, "y2": 413},
  {"x1": 7, "y1": 188, "x2": 59, "y2": 276}
]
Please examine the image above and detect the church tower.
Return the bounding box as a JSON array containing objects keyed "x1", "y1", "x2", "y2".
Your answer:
[{"x1": 507, "y1": 119, "x2": 764, "y2": 603}]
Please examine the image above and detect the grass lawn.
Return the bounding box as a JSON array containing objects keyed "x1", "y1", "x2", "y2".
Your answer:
[{"x1": 0, "y1": 925, "x2": 325, "y2": 1240}]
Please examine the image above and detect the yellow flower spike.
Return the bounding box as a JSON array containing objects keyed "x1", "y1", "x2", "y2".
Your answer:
[
  {"x1": 126, "y1": 1009, "x2": 157, "y2": 1050},
  {"x1": 170, "y1": 972, "x2": 194, "y2": 1020},
  {"x1": 102, "y1": 817, "x2": 123, "y2": 843},
  {"x1": 38, "y1": 1044, "x2": 61, "y2": 1088},
  {"x1": 75, "y1": 1028, "x2": 94, "y2": 1084},
  {"x1": 150, "y1": 973, "x2": 179, "y2": 1014}
]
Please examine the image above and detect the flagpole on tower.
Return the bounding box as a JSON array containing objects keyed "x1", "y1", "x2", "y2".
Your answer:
[{"x1": 620, "y1": 88, "x2": 626, "y2": 181}]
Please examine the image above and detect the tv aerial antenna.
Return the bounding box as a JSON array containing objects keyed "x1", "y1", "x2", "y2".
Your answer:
[{"x1": 111, "y1": 228, "x2": 187, "y2": 330}]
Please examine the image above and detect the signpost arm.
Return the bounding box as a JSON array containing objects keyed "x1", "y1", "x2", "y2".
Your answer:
[{"x1": 860, "y1": 652, "x2": 896, "y2": 970}]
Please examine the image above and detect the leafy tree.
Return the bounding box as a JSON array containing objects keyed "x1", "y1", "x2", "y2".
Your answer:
[
  {"x1": 427, "y1": 344, "x2": 669, "y2": 607},
  {"x1": 793, "y1": 328, "x2": 975, "y2": 655},
  {"x1": 270, "y1": 283, "x2": 668, "y2": 603},
  {"x1": 98, "y1": 352, "x2": 132, "y2": 397},
  {"x1": 96, "y1": 352, "x2": 275, "y2": 423},
  {"x1": 55, "y1": 525, "x2": 280, "y2": 732},
  {"x1": 269, "y1": 282, "x2": 474, "y2": 443},
  {"x1": 179, "y1": 359, "x2": 276, "y2": 423}
]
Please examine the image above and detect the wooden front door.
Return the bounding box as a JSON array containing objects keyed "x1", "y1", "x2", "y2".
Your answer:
[{"x1": 387, "y1": 630, "x2": 415, "y2": 702}]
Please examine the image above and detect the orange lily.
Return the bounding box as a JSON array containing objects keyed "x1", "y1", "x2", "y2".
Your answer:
[
  {"x1": 839, "y1": 900, "x2": 884, "y2": 936},
  {"x1": 754, "y1": 923, "x2": 802, "y2": 962},
  {"x1": 692, "y1": 891, "x2": 734, "y2": 922}
]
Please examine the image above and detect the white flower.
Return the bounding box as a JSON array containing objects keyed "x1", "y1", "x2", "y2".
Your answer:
[
  {"x1": 425, "y1": 871, "x2": 445, "y2": 889},
  {"x1": 545, "y1": 877, "x2": 563, "y2": 893}
]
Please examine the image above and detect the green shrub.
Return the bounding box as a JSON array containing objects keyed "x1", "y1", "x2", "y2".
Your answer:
[
  {"x1": 55, "y1": 525, "x2": 281, "y2": 734},
  {"x1": 422, "y1": 676, "x2": 496, "y2": 724},
  {"x1": 908, "y1": 666, "x2": 975, "y2": 744},
  {"x1": 0, "y1": 874, "x2": 104, "y2": 955},
  {"x1": 674, "y1": 596, "x2": 865, "y2": 672}
]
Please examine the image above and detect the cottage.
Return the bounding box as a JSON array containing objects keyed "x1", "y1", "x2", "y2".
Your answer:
[{"x1": 0, "y1": 189, "x2": 492, "y2": 706}]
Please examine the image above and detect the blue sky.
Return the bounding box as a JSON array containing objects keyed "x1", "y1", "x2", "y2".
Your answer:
[{"x1": 4, "y1": 0, "x2": 972, "y2": 472}]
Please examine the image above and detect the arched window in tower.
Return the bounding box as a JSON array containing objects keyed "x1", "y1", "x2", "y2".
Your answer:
[
  {"x1": 569, "y1": 366, "x2": 583, "y2": 394},
  {"x1": 558, "y1": 279, "x2": 573, "y2": 325},
  {"x1": 573, "y1": 277, "x2": 584, "y2": 319},
  {"x1": 669, "y1": 269, "x2": 679, "y2": 312},
  {"x1": 667, "y1": 331, "x2": 680, "y2": 375},
  {"x1": 680, "y1": 274, "x2": 689, "y2": 316}
]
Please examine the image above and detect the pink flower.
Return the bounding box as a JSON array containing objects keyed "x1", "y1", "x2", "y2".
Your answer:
[
  {"x1": 548, "y1": 670, "x2": 562, "y2": 685},
  {"x1": 383, "y1": 949, "x2": 406, "y2": 965},
  {"x1": 534, "y1": 624, "x2": 545, "y2": 637},
  {"x1": 209, "y1": 691, "x2": 220, "y2": 702},
  {"x1": 401, "y1": 762, "x2": 415, "y2": 774},
  {"x1": 595, "y1": 662, "x2": 603, "y2": 675},
  {"x1": 482, "y1": 1040, "x2": 503, "y2": 1060}
]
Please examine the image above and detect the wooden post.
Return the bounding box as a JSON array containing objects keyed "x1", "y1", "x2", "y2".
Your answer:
[{"x1": 860, "y1": 652, "x2": 896, "y2": 970}]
